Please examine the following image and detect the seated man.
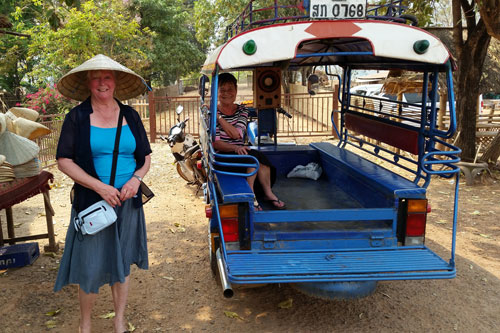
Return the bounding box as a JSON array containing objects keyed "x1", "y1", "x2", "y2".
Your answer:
[{"x1": 213, "y1": 73, "x2": 285, "y2": 210}]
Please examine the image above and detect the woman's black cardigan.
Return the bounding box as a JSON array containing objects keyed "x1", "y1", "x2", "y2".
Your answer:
[{"x1": 56, "y1": 98, "x2": 152, "y2": 211}]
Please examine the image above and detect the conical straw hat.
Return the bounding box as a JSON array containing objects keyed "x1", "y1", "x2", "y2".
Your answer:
[
  {"x1": 12, "y1": 117, "x2": 51, "y2": 140},
  {"x1": 0, "y1": 160, "x2": 16, "y2": 182},
  {"x1": 0, "y1": 113, "x2": 6, "y2": 135},
  {"x1": 0, "y1": 131, "x2": 40, "y2": 166},
  {"x1": 57, "y1": 54, "x2": 147, "y2": 101},
  {"x1": 8, "y1": 107, "x2": 39, "y2": 121},
  {"x1": 13, "y1": 157, "x2": 40, "y2": 178},
  {"x1": 4, "y1": 111, "x2": 16, "y2": 132}
]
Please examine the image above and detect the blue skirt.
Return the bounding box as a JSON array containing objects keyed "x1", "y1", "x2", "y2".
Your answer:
[{"x1": 54, "y1": 199, "x2": 148, "y2": 294}]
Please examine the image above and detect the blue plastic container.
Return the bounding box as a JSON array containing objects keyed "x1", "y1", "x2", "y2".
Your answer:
[{"x1": 0, "y1": 242, "x2": 40, "y2": 269}]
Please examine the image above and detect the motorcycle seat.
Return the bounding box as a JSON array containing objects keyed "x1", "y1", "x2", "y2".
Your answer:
[{"x1": 184, "y1": 144, "x2": 200, "y2": 158}]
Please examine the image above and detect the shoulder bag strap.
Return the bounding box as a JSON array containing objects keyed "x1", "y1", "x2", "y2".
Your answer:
[{"x1": 109, "y1": 110, "x2": 124, "y2": 187}]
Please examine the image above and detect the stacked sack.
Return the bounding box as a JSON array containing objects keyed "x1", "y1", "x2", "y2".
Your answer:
[{"x1": 0, "y1": 107, "x2": 51, "y2": 181}]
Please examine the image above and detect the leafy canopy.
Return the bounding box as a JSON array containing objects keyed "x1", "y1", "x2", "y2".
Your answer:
[
  {"x1": 130, "y1": 0, "x2": 205, "y2": 86},
  {"x1": 26, "y1": 0, "x2": 152, "y2": 86}
]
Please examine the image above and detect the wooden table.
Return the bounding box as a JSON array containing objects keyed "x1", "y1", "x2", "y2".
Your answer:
[{"x1": 0, "y1": 171, "x2": 59, "y2": 252}]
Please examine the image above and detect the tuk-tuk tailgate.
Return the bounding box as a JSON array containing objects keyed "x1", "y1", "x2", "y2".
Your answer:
[{"x1": 224, "y1": 247, "x2": 454, "y2": 283}]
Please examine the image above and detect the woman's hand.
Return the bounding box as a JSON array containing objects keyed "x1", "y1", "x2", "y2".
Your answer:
[
  {"x1": 58, "y1": 157, "x2": 122, "y2": 207},
  {"x1": 234, "y1": 146, "x2": 250, "y2": 155},
  {"x1": 95, "y1": 182, "x2": 122, "y2": 207},
  {"x1": 119, "y1": 176, "x2": 141, "y2": 202}
]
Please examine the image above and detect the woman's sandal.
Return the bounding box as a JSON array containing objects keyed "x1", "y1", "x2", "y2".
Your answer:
[
  {"x1": 253, "y1": 198, "x2": 263, "y2": 211},
  {"x1": 265, "y1": 198, "x2": 286, "y2": 210}
]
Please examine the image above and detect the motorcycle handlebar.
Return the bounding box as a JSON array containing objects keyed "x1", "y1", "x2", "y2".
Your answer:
[{"x1": 277, "y1": 108, "x2": 292, "y2": 119}]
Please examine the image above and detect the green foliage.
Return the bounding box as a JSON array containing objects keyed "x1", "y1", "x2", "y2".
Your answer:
[
  {"x1": 193, "y1": 0, "x2": 441, "y2": 52},
  {"x1": 404, "y1": 0, "x2": 440, "y2": 27},
  {"x1": 0, "y1": 0, "x2": 39, "y2": 95},
  {"x1": 131, "y1": 0, "x2": 205, "y2": 85},
  {"x1": 194, "y1": 0, "x2": 249, "y2": 49},
  {"x1": 26, "y1": 0, "x2": 152, "y2": 86},
  {"x1": 22, "y1": 83, "x2": 77, "y2": 114}
]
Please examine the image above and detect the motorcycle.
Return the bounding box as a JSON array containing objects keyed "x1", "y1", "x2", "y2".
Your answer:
[{"x1": 161, "y1": 106, "x2": 206, "y2": 191}]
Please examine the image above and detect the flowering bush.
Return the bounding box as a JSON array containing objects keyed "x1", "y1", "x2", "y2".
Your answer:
[{"x1": 21, "y1": 84, "x2": 77, "y2": 115}]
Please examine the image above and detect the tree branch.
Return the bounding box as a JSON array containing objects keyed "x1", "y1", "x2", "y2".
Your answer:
[
  {"x1": 475, "y1": 0, "x2": 500, "y2": 40},
  {"x1": 452, "y1": 0, "x2": 464, "y2": 58},
  {"x1": 0, "y1": 30, "x2": 30, "y2": 38},
  {"x1": 460, "y1": 0, "x2": 476, "y2": 32}
]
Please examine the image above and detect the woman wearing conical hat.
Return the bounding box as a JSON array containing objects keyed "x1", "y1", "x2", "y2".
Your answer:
[{"x1": 53, "y1": 54, "x2": 151, "y2": 333}]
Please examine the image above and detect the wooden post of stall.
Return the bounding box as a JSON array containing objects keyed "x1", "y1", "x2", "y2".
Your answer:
[
  {"x1": 148, "y1": 90, "x2": 156, "y2": 143},
  {"x1": 43, "y1": 191, "x2": 58, "y2": 252}
]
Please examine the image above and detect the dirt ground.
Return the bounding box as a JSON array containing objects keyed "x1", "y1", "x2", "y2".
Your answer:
[{"x1": 1, "y1": 139, "x2": 499, "y2": 332}]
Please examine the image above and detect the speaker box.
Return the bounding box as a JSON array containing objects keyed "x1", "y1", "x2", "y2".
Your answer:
[{"x1": 254, "y1": 67, "x2": 281, "y2": 109}]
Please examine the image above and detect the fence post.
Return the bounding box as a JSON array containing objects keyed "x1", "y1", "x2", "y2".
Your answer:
[{"x1": 148, "y1": 90, "x2": 156, "y2": 143}]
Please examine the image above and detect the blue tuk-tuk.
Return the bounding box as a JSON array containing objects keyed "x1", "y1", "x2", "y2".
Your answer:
[{"x1": 198, "y1": 0, "x2": 460, "y2": 299}]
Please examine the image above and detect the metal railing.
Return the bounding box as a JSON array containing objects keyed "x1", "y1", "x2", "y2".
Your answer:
[
  {"x1": 36, "y1": 91, "x2": 337, "y2": 165},
  {"x1": 224, "y1": 0, "x2": 411, "y2": 41},
  {"x1": 150, "y1": 92, "x2": 336, "y2": 139}
]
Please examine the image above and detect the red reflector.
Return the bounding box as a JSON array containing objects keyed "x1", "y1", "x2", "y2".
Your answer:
[
  {"x1": 222, "y1": 218, "x2": 239, "y2": 242},
  {"x1": 406, "y1": 213, "x2": 426, "y2": 237},
  {"x1": 197, "y1": 160, "x2": 202, "y2": 169},
  {"x1": 205, "y1": 206, "x2": 212, "y2": 218}
]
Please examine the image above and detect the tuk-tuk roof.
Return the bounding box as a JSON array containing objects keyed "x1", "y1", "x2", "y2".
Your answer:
[{"x1": 202, "y1": 20, "x2": 455, "y2": 74}]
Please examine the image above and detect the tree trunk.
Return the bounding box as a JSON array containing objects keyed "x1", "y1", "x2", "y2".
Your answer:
[
  {"x1": 301, "y1": 67, "x2": 312, "y2": 86},
  {"x1": 455, "y1": 21, "x2": 491, "y2": 161},
  {"x1": 480, "y1": 131, "x2": 500, "y2": 164}
]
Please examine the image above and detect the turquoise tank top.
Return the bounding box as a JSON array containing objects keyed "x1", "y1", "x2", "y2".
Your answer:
[{"x1": 90, "y1": 125, "x2": 137, "y2": 189}]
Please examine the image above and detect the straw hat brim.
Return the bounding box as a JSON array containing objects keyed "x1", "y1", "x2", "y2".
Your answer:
[
  {"x1": 57, "y1": 54, "x2": 147, "y2": 101},
  {"x1": 8, "y1": 107, "x2": 39, "y2": 121},
  {"x1": 0, "y1": 131, "x2": 40, "y2": 166}
]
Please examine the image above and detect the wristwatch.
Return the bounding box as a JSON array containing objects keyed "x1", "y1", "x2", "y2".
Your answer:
[{"x1": 132, "y1": 174, "x2": 142, "y2": 182}]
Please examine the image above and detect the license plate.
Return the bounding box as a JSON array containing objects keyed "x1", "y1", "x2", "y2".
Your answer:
[{"x1": 310, "y1": 0, "x2": 366, "y2": 19}]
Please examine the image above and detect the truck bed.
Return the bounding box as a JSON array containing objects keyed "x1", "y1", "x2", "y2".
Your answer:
[{"x1": 263, "y1": 175, "x2": 362, "y2": 210}]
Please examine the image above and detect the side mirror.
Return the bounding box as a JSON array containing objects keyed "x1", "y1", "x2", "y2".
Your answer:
[
  {"x1": 199, "y1": 75, "x2": 209, "y2": 100},
  {"x1": 176, "y1": 105, "x2": 183, "y2": 121},
  {"x1": 307, "y1": 74, "x2": 320, "y2": 96}
]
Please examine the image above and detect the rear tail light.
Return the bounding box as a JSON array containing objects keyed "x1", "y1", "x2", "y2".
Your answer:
[
  {"x1": 221, "y1": 218, "x2": 239, "y2": 242},
  {"x1": 206, "y1": 204, "x2": 240, "y2": 243},
  {"x1": 404, "y1": 199, "x2": 428, "y2": 245},
  {"x1": 197, "y1": 160, "x2": 202, "y2": 170}
]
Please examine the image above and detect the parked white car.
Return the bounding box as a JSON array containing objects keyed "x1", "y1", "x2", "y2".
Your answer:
[{"x1": 350, "y1": 84, "x2": 383, "y2": 96}]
